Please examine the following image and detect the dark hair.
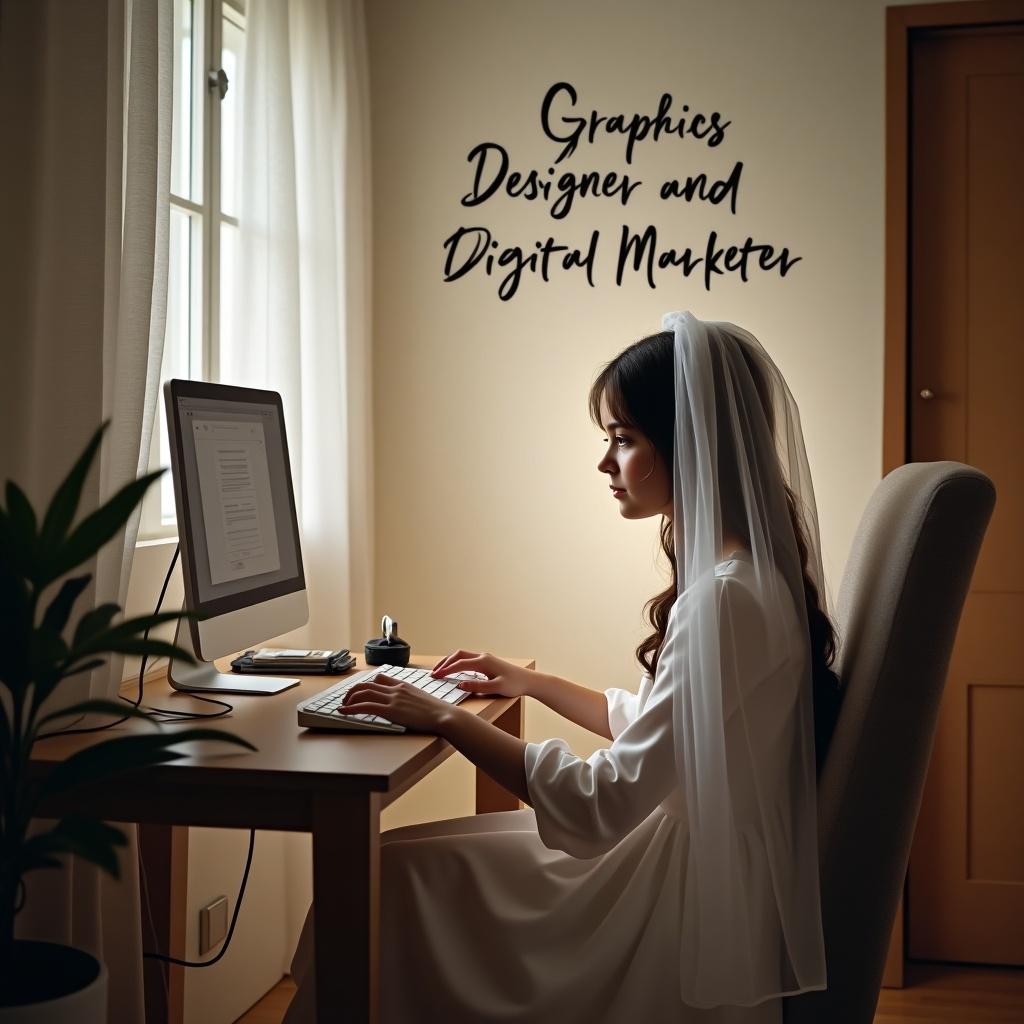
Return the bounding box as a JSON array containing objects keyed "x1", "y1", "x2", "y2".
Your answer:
[{"x1": 588, "y1": 330, "x2": 843, "y2": 777}]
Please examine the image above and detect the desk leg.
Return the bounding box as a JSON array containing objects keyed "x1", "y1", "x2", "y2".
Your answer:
[
  {"x1": 476, "y1": 698, "x2": 523, "y2": 814},
  {"x1": 138, "y1": 823, "x2": 187, "y2": 1024},
  {"x1": 312, "y1": 793, "x2": 380, "y2": 1023}
]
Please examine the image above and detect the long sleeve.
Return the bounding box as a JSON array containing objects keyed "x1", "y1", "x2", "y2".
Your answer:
[
  {"x1": 524, "y1": 572, "x2": 786, "y2": 861},
  {"x1": 603, "y1": 684, "x2": 641, "y2": 739},
  {"x1": 524, "y1": 597, "x2": 694, "y2": 860}
]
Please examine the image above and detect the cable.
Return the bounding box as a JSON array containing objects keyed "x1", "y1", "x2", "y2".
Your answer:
[
  {"x1": 40, "y1": 544, "x2": 182, "y2": 736},
  {"x1": 142, "y1": 828, "x2": 256, "y2": 968},
  {"x1": 139, "y1": 690, "x2": 234, "y2": 721},
  {"x1": 40, "y1": 543, "x2": 236, "y2": 736},
  {"x1": 122, "y1": 543, "x2": 235, "y2": 720},
  {"x1": 44, "y1": 542, "x2": 255, "y2": 968}
]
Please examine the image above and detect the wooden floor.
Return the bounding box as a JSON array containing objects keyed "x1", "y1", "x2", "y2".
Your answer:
[
  {"x1": 234, "y1": 976, "x2": 295, "y2": 1024},
  {"x1": 235, "y1": 963, "x2": 1024, "y2": 1023}
]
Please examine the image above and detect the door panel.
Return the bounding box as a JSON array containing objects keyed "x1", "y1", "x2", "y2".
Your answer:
[{"x1": 907, "y1": 24, "x2": 1024, "y2": 965}]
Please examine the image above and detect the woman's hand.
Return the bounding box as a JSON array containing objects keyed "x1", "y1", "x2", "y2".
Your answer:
[
  {"x1": 431, "y1": 650, "x2": 536, "y2": 699},
  {"x1": 339, "y1": 672, "x2": 453, "y2": 733}
]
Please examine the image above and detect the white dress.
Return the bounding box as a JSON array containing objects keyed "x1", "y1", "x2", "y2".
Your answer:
[{"x1": 285, "y1": 555, "x2": 802, "y2": 1023}]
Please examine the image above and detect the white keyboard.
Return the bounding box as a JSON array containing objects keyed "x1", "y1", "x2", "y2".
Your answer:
[{"x1": 296, "y1": 663, "x2": 481, "y2": 733}]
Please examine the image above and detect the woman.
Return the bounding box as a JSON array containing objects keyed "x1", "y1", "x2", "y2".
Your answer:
[{"x1": 284, "y1": 311, "x2": 843, "y2": 1022}]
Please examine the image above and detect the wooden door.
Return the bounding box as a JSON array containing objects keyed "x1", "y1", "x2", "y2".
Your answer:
[{"x1": 905, "y1": 22, "x2": 1024, "y2": 966}]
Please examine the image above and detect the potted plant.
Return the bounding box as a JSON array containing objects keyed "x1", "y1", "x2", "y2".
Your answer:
[{"x1": 0, "y1": 420, "x2": 256, "y2": 1021}]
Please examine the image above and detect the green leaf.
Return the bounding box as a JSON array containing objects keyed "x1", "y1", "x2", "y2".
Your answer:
[
  {"x1": 0, "y1": 569, "x2": 31, "y2": 692},
  {"x1": 38, "y1": 422, "x2": 108, "y2": 552},
  {"x1": 70, "y1": 609, "x2": 206, "y2": 659},
  {"x1": 0, "y1": 506, "x2": 33, "y2": 584},
  {"x1": 4, "y1": 479, "x2": 38, "y2": 546},
  {"x1": 79, "y1": 638, "x2": 196, "y2": 663},
  {"x1": 51, "y1": 817, "x2": 127, "y2": 878},
  {"x1": 55, "y1": 657, "x2": 107, "y2": 682},
  {"x1": 36, "y1": 697, "x2": 158, "y2": 730},
  {"x1": 19, "y1": 854, "x2": 63, "y2": 873},
  {"x1": 37, "y1": 468, "x2": 165, "y2": 588},
  {"x1": 29, "y1": 628, "x2": 70, "y2": 700},
  {"x1": 72, "y1": 602, "x2": 121, "y2": 648},
  {"x1": 40, "y1": 574, "x2": 92, "y2": 638},
  {"x1": 20, "y1": 833, "x2": 70, "y2": 868},
  {"x1": 29, "y1": 626, "x2": 70, "y2": 686},
  {"x1": 24, "y1": 656, "x2": 108, "y2": 713},
  {"x1": 40, "y1": 742, "x2": 190, "y2": 800},
  {"x1": 21, "y1": 818, "x2": 127, "y2": 880},
  {"x1": 40, "y1": 727, "x2": 256, "y2": 800},
  {"x1": 163, "y1": 726, "x2": 258, "y2": 751}
]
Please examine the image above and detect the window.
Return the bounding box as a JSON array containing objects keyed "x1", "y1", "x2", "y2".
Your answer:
[{"x1": 138, "y1": 0, "x2": 247, "y2": 540}]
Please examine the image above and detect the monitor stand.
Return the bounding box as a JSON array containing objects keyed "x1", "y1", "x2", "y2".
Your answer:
[{"x1": 167, "y1": 617, "x2": 300, "y2": 696}]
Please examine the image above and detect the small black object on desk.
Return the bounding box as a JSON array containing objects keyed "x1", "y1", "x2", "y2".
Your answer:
[{"x1": 365, "y1": 614, "x2": 411, "y2": 667}]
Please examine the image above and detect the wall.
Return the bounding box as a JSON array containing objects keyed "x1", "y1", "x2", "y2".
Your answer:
[
  {"x1": 363, "y1": 0, "x2": 924, "y2": 822},
  {"x1": 121, "y1": 1, "x2": 967, "y2": 1017}
]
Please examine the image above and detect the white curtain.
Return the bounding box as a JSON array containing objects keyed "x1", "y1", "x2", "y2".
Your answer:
[
  {"x1": 0, "y1": 0, "x2": 173, "y2": 1020},
  {"x1": 221, "y1": 0, "x2": 375, "y2": 967},
  {"x1": 224, "y1": 0, "x2": 375, "y2": 657}
]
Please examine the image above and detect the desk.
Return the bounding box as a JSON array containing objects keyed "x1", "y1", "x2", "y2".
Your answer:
[{"x1": 30, "y1": 652, "x2": 531, "y2": 1024}]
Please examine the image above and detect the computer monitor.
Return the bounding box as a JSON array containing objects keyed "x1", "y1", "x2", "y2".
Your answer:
[{"x1": 162, "y1": 379, "x2": 309, "y2": 695}]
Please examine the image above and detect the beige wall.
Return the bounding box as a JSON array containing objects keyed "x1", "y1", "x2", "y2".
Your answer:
[
  {"x1": 365, "y1": 0, "x2": 936, "y2": 816},
  {"x1": 119, "y1": 3, "x2": 967, "y2": 1014}
]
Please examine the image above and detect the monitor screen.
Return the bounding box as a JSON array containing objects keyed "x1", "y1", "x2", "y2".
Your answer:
[{"x1": 165, "y1": 380, "x2": 306, "y2": 619}]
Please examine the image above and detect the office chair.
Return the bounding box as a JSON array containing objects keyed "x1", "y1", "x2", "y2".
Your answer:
[{"x1": 783, "y1": 461, "x2": 996, "y2": 1024}]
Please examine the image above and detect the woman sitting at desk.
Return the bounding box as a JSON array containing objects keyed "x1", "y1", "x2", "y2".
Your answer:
[{"x1": 285, "y1": 310, "x2": 843, "y2": 1023}]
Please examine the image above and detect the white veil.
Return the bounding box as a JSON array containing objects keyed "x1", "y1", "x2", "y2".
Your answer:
[{"x1": 662, "y1": 310, "x2": 828, "y2": 1008}]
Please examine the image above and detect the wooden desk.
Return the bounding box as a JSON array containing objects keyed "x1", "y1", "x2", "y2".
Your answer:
[{"x1": 30, "y1": 652, "x2": 531, "y2": 1024}]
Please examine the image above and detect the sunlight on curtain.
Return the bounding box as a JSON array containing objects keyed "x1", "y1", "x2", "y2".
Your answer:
[{"x1": 223, "y1": 0, "x2": 374, "y2": 659}]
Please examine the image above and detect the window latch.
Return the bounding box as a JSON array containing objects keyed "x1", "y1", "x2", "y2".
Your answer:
[{"x1": 208, "y1": 67, "x2": 229, "y2": 101}]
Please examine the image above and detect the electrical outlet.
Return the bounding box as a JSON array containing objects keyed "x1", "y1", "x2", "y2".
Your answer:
[{"x1": 199, "y1": 895, "x2": 229, "y2": 956}]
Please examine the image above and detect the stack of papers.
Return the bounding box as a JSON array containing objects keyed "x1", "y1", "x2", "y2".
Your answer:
[
  {"x1": 230, "y1": 648, "x2": 356, "y2": 675},
  {"x1": 251, "y1": 649, "x2": 338, "y2": 666}
]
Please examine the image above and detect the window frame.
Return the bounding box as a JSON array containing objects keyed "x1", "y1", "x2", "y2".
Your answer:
[{"x1": 138, "y1": 0, "x2": 245, "y2": 542}]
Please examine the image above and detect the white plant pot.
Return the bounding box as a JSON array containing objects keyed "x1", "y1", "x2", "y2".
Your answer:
[{"x1": 0, "y1": 941, "x2": 107, "y2": 1024}]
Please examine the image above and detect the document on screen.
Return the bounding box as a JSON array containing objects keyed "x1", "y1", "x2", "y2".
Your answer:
[{"x1": 192, "y1": 418, "x2": 282, "y2": 585}]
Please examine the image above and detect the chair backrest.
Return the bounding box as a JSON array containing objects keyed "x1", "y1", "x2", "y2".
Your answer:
[{"x1": 784, "y1": 461, "x2": 996, "y2": 1024}]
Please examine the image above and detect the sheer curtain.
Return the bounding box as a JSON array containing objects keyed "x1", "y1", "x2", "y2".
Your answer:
[
  {"x1": 222, "y1": 0, "x2": 374, "y2": 963},
  {"x1": 224, "y1": 0, "x2": 374, "y2": 656},
  {"x1": 0, "y1": 0, "x2": 173, "y2": 1020}
]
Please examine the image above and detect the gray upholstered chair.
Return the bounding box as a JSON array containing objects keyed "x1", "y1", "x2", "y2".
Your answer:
[{"x1": 783, "y1": 461, "x2": 996, "y2": 1024}]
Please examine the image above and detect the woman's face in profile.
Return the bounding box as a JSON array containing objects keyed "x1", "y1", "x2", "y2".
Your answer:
[{"x1": 596, "y1": 391, "x2": 673, "y2": 520}]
